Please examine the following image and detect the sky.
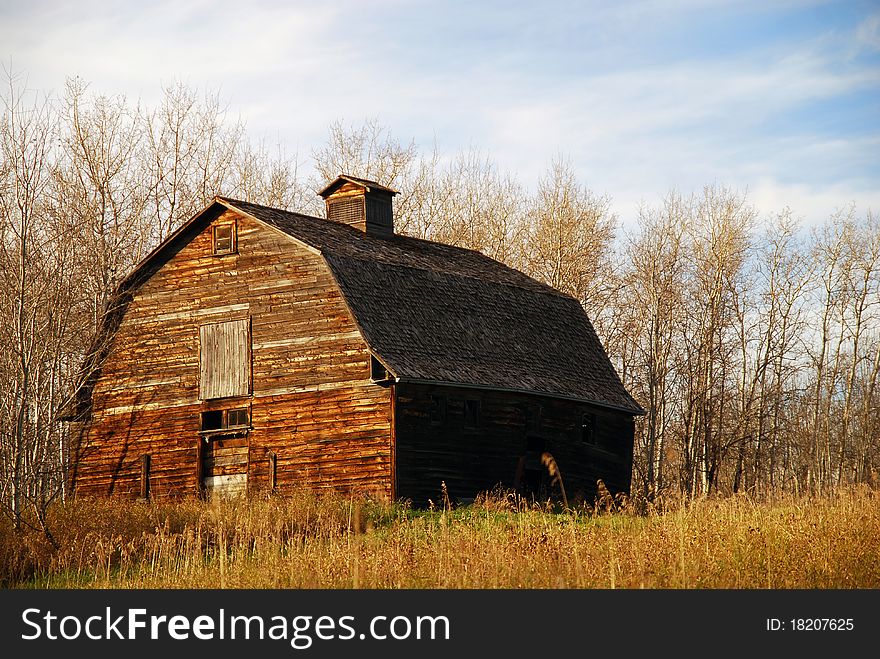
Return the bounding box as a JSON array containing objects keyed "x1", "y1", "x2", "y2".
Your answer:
[{"x1": 1, "y1": 0, "x2": 878, "y2": 227}]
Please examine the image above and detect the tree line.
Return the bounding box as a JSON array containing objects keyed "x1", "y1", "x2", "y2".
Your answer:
[{"x1": 1, "y1": 73, "x2": 877, "y2": 529}]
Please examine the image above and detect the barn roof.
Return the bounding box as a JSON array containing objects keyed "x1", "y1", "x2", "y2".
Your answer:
[{"x1": 218, "y1": 197, "x2": 643, "y2": 414}]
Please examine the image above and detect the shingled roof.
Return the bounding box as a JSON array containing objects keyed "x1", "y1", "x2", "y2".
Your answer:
[
  {"x1": 220, "y1": 197, "x2": 643, "y2": 414},
  {"x1": 317, "y1": 174, "x2": 398, "y2": 197}
]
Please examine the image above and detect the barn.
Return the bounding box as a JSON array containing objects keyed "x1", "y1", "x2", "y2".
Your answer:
[{"x1": 66, "y1": 175, "x2": 643, "y2": 504}]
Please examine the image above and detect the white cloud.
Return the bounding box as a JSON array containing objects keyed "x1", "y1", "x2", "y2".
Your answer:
[
  {"x1": 855, "y1": 12, "x2": 880, "y2": 52},
  {"x1": 0, "y1": 0, "x2": 876, "y2": 232},
  {"x1": 0, "y1": 1, "x2": 348, "y2": 100},
  {"x1": 749, "y1": 178, "x2": 880, "y2": 225}
]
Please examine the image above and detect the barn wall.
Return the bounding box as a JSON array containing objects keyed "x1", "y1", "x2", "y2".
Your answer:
[
  {"x1": 394, "y1": 383, "x2": 634, "y2": 506},
  {"x1": 72, "y1": 209, "x2": 392, "y2": 499}
]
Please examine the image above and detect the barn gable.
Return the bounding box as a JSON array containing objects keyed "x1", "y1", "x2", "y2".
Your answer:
[{"x1": 70, "y1": 206, "x2": 393, "y2": 498}]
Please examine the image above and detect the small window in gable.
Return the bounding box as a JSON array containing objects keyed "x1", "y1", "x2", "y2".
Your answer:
[{"x1": 213, "y1": 222, "x2": 237, "y2": 255}]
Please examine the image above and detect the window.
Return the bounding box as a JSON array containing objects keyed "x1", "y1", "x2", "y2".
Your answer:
[
  {"x1": 581, "y1": 413, "x2": 597, "y2": 444},
  {"x1": 200, "y1": 408, "x2": 250, "y2": 432},
  {"x1": 430, "y1": 395, "x2": 447, "y2": 425},
  {"x1": 227, "y1": 408, "x2": 249, "y2": 427},
  {"x1": 464, "y1": 399, "x2": 481, "y2": 429},
  {"x1": 526, "y1": 404, "x2": 542, "y2": 433},
  {"x1": 199, "y1": 318, "x2": 251, "y2": 399},
  {"x1": 201, "y1": 410, "x2": 223, "y2": 430},
  {"x1": 212, "y1": 222, "x2": 236, "y2": 255},
  {"x1": 370, "y1": 355, "x2": 391, "y2": 382}
]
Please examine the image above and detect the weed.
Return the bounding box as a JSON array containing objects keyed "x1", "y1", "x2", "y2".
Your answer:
[{"x1": 2, "y1": 487, "x2": 878, "y2": 588}]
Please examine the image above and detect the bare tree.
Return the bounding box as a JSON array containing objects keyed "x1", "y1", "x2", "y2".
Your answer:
[
  {"x1": 679, "y1": 186, "x2": 756, "y2": 495},
  {"x1": 429, "y1": 147, "x2": 527, "y2": 265},
  {"x1": 312, "y1": 118, "x2": 417, "y2": 193},
  {"x1": 54, "y1": 77, "x2": 152, "y2": 327},
  {"x1": 731, "y1": 210, "x2": 812, "y2": 493},
  {"x1": 623, "y1": 192, "x2": 688, "y2": 500},
  {"x1": 232, "y1": 138, "x2": 313, "y2": 214},
  {"x1": 836, "y1": 210, "x2": 880, "y2": 484},
  {"x1": 0, "y1": 70, "x2": 67, "y2": 536},
  {"x1": 524, "y1": 156, "x2": 616, "y2": 315},
  {"x1": 142, "y1": 82, "x2": 244, "y2": 239}
]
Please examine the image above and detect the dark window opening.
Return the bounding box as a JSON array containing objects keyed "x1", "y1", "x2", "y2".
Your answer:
[
  {"x1": 201, "y1": 410, "x2": 223, "y2": 431},
  {"x1": 581, "y1": 413, "x2": 597, "y2": 444},
  {"x1": 430, "y1": 395, "x2": 447, "y2": 425},
  {"x1": 201, "y1": 408, "x2": 250, "y2": 432},
  {"x1": 370, "y1": 355, "x2": 391, "y2": 382},
  {"x1": 526, "y1": 435, "x2": 545, "y2": 453},
  {"x1": 526, "y1": 404, "x2": 542, "y2": 433},
  {"x1": 212, "y1": 223, "x2": 236, "y2": 255},
  {"x1": 464, "y1": 399, "x2": 481, "y2": 429}
]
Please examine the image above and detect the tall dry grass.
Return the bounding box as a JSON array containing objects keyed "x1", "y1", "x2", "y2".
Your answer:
[{"x1": 2, "y1": 487, "x2": 878, "y2": 588}]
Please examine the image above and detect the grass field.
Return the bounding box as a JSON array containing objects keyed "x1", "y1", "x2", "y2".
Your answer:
[{"x1": 2, "y1": 488, "x2": 878, "y2": 589}]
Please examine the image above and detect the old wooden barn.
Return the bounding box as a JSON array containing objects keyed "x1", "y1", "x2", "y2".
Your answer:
[{"x1": 66, "y1": 175, "x2": 643, "y2": 503}]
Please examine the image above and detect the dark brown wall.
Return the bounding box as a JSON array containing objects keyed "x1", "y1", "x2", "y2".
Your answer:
[
  {"x1": 393, "y1": 383, "x2": 634, "y2": 506},
  {"x1": 72, "y1": 209, "x2": 393, "y2": 499}
]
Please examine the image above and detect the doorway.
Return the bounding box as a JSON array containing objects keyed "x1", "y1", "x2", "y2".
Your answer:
[{"x1": 201, "y1": 435, "x2": 248, "y2": 498}]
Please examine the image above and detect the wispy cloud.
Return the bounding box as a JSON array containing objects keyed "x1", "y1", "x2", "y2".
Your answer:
[
  {"x1": 0, "y1": 0, "x2": 877, "y2": 226},
  {"x1": 855, "y1": 11, "x2": 880, "y2": 52}
]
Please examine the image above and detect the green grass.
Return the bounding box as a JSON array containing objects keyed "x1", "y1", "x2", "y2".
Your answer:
[{"x1": 3, "y1": 487, "x2": 879, "y2": 588}]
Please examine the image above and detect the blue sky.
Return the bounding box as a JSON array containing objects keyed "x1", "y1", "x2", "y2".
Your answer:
[{"x1": 2, "y1": 0, "x2": 878, "y2": 226}]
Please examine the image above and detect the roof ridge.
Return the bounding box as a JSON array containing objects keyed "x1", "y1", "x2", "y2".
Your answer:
[
  {"x1": 222, "y1": 197, "x2": 569, "y2": 299},
  {"x1": 217, "y1": 196, "x2": 321, "y2": 221},
  {"x1": 221, "y1": 197, "x2": 535, "y2": 266},
  {"x1": 221, "y1": 196, "x2": 572, "y2": 300}
]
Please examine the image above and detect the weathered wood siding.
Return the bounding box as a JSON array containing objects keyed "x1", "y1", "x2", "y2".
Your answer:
[
  {"x1": 394, "y1": 383, "x2": 634, "y2": 505},
  {"x1": 71, "y1": 209, "x2": 392, "y2": 499}
]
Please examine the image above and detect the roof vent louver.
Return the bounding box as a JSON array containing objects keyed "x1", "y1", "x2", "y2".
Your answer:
[{"x1": 318, "y1": 175, "x2": 398, "y2": 237}]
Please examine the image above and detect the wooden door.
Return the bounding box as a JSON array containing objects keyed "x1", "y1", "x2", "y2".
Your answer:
[{"x1": 202, "y1": 436, "x2": 248, "y2": 498}]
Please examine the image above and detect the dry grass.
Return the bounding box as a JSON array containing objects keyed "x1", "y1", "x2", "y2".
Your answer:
[{"x1": 2, "y1": 487, "x2": 878, "y2": 589}]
